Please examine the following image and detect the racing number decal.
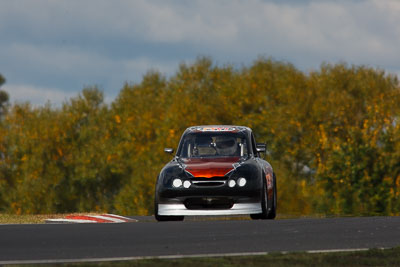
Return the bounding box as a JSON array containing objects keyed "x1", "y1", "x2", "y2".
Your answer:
[{"x1": 265, "y1": 173, "x2": 273, "y2": 190}]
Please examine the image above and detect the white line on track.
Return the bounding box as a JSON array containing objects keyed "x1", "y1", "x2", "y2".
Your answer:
[{"x1": 0, "y1": 247, "x2": 388, "y2": 265}]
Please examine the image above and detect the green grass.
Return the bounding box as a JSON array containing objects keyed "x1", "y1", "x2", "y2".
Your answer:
[
  {"x1": 0, "y1": 213, "x2": 102, "y2": 224},
  {"x1": 0, "y1": 214, "x2": 53, "y2": 224},
  {"x1": 6, "y1": 247, "x2": 400, "y2": 267}
]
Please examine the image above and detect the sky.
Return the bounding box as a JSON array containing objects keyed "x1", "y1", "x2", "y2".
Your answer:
[{"x1": 0, "y1": 0, "x2": 399, "y2": 106}]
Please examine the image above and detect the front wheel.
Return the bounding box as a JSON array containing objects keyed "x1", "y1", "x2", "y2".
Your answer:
[
  {"x1": 250, "y1": 172, "x2": 277, "y2": 220},
  {"x1": 267, "y1": 173, "x2": 277, "y2": 219}
]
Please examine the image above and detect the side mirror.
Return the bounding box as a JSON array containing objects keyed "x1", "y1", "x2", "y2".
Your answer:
[
  {"x1": 164, "y1": 148, "x2": 174, "y2": 154},
  {"x1": 256, "y1": 143, "x2": 266, "y2": 153}
]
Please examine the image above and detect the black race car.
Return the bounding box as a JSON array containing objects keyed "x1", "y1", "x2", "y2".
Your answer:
[{"x1": 154, "y1": 126, "x2": 277, "y2": 221}]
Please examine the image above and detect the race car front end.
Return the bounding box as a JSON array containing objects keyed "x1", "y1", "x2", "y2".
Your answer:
[{"x1": 155, "y1": 158, "x2": 264, "y2": 216}]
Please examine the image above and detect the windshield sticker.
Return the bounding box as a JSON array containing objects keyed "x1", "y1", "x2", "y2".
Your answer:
[{"x1": 197, "y1": 127, "x2": 236, "y2": 132}]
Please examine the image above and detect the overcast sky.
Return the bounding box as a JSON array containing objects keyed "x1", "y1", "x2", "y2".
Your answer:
[{"x1": 0, "y1": 0, "x2": 399, "y2": 106}]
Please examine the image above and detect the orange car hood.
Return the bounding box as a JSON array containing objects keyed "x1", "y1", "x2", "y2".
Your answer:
[{"x1": 182, "y1": 157, "x2": 240, "y2": 178}]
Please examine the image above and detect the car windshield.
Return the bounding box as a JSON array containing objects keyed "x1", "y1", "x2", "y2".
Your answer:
[{"x1": 177, "y1": 132, "x2": 248, "y2": 158}]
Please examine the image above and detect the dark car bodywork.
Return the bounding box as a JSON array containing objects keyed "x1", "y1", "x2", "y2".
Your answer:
[{"x1": 154, "y1": 126, "x2": 277, "y2": 221}]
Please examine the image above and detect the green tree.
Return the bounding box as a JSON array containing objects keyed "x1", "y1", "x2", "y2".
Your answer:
[
  {"x1": 1, "y1": 59, "x2": 400, "y2": 216},
  {"x1": 311, "y1": 65, "x2": 400, "y2": 215},
  {"x1": 0, "y1": 74, "x2": 9, "y2": 118}
]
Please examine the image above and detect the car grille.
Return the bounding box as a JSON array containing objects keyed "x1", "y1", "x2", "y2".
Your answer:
[
  {"x1": 184, "y1": 197, "x2": 234, "y2": 210},
  {"x1": 192, "y1": 180, "x2": 225, "y2": 186},
  {"x1": 191, "y1": 176, "x2": 227, "y2": 187}
]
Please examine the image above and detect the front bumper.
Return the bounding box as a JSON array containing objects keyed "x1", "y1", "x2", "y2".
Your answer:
[
  {"x1": 158, "y1": 202, "x2": 261, "y2": 216},
  {"x1": 156, "y1": 171, "x2": 263, "y2": 216}
]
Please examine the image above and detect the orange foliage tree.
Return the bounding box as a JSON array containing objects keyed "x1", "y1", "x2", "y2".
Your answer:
[{"x1": 0, "y1": 60, "x2": 399, "y2": 216}]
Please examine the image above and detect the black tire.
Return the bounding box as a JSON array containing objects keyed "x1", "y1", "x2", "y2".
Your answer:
[
  {"x1": 154, "y1": 196, "x2": 184, "y2": 222},
  {"x1": 250, "y1": 172, "x2": 277, "y2": 220},
  {"x1": 266, "y1": 173, "x2": 277, "y2": 219}
]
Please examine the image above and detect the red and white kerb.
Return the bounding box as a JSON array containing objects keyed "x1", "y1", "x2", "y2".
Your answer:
[{"x1": 45, "y1": 214, "x2": 136, "y2": 223}]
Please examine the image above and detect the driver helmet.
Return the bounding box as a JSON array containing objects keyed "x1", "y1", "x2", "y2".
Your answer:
[{"x1": 215, "y1": 136, "x2": 237, "y2": 156}]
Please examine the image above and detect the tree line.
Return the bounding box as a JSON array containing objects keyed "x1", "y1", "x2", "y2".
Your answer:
[{"x1": 1, "y1": 57, "x2": 399, "y2": 216}]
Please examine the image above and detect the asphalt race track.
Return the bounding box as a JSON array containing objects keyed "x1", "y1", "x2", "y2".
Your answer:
[{"x1": 1, "y1": 216, "x2": 400, "y2": 264}]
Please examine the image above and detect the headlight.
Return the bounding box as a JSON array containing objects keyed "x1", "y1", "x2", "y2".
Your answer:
[
  {"x1": 172, "y1": 178, "x2": 183, "y2": 188},
  {"x1": 228, "y1": 180, "x2": 236, "y2": 187},
  {"x1": 237, "y1": 177, "x2": 247, "y2": 187},
  {"x1": 183, "y1": 180, "x2": 191, "y2": 188}
]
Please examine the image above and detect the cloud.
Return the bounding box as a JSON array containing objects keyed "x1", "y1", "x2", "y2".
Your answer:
[
  {"x1": 2, "y1": 43, "x2": 106, "y2": 74},
  {"x1": 2, "y1": 0, "x2": 399, "y2": 60},
  {"x1": 0, "y1": 0, "x2": 240, "y2": 45},
  {"x1": 0, "y1": 42, "x2": 177, "y2": 92},
  {"x1": 1, "y1": 0, "x2": 400, "y2": 105},
  {"x1": 4, "y1": 84, "x2": 76, "y2": 107}
]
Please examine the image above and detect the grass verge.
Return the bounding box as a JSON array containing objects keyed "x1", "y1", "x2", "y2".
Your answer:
[
  {"x1": 0, "y1": 213, "x2": 101, "y2": 224},
  {"x1": 5, "y1": 247, "x2": 400, "y2": 267}
]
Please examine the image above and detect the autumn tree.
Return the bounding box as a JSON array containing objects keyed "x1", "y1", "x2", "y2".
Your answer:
[
  {"x1": 0, "y1": 74, "x2": 9, "y2": 118},
  {"x1": 0, "y1": 59, "x2": 399, "y2": 216}
]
